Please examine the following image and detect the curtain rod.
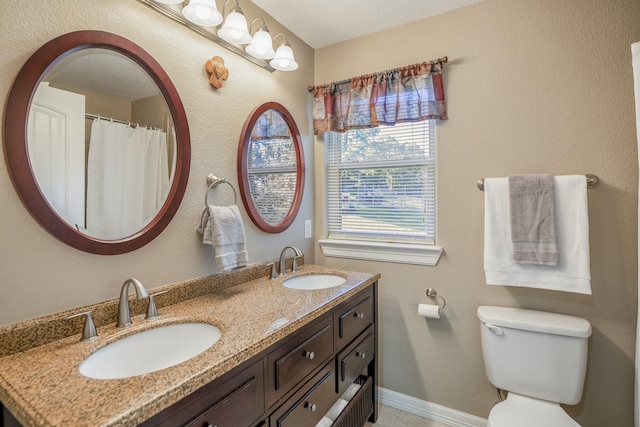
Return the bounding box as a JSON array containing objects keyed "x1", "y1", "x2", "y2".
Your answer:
[
  {"x1": 307, "y1": 56, "x2": 448, "y2": 92},
  {"x1": 85, "y1": 113, "x2": 163, "y2": 131}
]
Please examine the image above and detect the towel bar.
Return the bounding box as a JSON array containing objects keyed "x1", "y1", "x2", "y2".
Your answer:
[
  {"x1": 477, "y1": 174, "x2": 599, "y2": 191},
  {"x1": 205, "y1": 174, "x2": 237, "y2": 206}
]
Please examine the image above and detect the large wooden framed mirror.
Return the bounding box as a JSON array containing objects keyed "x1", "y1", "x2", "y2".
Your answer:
[
  {"x1": 237, "y1": 102, "x2": 304, "y2": 233},
  {"x1": 3, "y1": 30, "x2": 190, "y2": 254}
]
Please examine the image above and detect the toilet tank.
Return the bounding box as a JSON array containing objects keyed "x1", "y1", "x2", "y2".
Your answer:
[{"x1": 477, "y1": 306, "x2": 591, "y2": 405}]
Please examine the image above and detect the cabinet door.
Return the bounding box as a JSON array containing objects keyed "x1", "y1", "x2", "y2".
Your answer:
[{"x1": 270, "y1": 365, "x2": 336, "y2": 427}]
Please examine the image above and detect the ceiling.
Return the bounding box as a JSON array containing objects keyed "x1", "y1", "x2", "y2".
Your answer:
[{"x1": 251, "y1": 0, "x2": 483, "y2": 49}]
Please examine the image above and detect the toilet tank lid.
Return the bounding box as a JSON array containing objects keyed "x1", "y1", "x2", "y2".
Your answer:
[{"x1": 477, "y1": 306, "x2": 592, "y2": 338}]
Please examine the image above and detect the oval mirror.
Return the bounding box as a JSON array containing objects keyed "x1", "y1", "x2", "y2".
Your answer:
[
  {"x1": 3, "y1": 30, "x2": 190, "y2": 254},
  {"x1": 237, "y1": 102, "x2": 304, "y2": 233}
]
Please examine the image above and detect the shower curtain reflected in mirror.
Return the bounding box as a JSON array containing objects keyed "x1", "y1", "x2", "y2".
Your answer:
[{"x1": 85, "y1": 119, "x2": 170, "y2": 240}]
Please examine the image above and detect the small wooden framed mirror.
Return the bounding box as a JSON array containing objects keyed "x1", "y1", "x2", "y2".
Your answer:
[{"x1": 237, "y1": 102, "x2": 304, "y2": 233}]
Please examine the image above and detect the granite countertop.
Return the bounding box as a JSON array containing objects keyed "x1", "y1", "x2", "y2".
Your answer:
[{"x1": 0, "y1": 264, "x2": 379, "y2": 427}]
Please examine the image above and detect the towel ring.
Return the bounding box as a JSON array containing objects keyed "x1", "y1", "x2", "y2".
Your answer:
[
  {"x1": 205, "y1": 174, "x2": 237, "y2": 206},
  {"x1": 426, "y1": 288, "x2": 447, "y2": 311}
]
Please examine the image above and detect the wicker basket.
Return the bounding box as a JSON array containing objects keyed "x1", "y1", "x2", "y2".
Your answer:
[{"x1": 331, "y1": 376, "x2": 374, "y2": 427}]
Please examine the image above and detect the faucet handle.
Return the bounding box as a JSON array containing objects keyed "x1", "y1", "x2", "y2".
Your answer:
[
  {"x1": 65, "y1": 311, "x2": 99, "y2": 342},
  {"x1": 270, "y1": 262, "x2": 278, "y2": 279},
  {"x1": 146, "y1": 290, "x2": 168, "y2": 320}
]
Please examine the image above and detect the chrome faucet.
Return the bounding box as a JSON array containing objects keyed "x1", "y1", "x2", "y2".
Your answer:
[
  {"x1": 117, "y1": 278, "x2": 149, "y2": 327},
  {"x1": 279, "y1": 246, "x2": 303, "y2": 276}
]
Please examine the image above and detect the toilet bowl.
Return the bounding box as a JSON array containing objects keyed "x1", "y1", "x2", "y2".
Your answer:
[{"x1": 478, "y1": 306, "x2": 591, "y2": 427}]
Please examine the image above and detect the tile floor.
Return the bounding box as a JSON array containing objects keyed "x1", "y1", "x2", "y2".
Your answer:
[{"x1": 364, "y1": 404, "x2": 452, "y2": 427}]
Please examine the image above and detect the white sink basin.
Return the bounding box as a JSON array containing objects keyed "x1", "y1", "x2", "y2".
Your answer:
[
  {"x1": 79, "y1": 323, "x2": 221, "y2": 379},
  {"x1": 283, "y1": 274, "x2": 346, "y2": 290}
]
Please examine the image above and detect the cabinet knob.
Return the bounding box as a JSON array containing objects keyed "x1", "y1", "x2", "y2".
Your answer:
[
  {"x1": 304, "y1": 351, "x2": 315, "y2": 360},
  {"x1": 353, "y1": 312, "x2": 364, "y2": 319},
  {"x1": 306, "y1": 402, "x2": 317, "y2": 412},
  {"x1": 359, "y1": 352, "x2": 366, "y2": 359}
]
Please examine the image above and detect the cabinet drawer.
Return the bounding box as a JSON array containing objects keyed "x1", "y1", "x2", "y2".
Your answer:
[
  {"x1": 270, "y1": 365, "x2": 336, "y2": 427},
  {"x1": 337, "y1": 326, "x2": 375, "y2": 394},
  {"x1": 336, "y1": 288, "x2": 374, "y2": 347},
  {"x1": 267, "y1": 315, "x2": 334, "y2": 405},
  {"x1": 185, "y1": 374, "x2": 261, "y2": 427},
  {"x1": 142, "y1": 359, "x2": 264, "y2": 427}
]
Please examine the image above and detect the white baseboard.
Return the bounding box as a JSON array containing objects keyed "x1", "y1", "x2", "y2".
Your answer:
[{"x1": 378, "y1": 387, "x2": 488, "y2": 427}]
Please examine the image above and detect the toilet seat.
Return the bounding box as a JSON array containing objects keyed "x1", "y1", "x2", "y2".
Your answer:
[{"x1": 487, "y1": 393, "x2": 581, "y2": 427}]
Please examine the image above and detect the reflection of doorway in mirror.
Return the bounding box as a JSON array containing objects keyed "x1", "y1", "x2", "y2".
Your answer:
[{"x1": 28, "y1": 82, "x2": 86, "y2": 229}]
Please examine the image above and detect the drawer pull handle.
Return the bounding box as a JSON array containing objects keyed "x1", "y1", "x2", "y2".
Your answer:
[
  {"x1": 306, "y1": 402, "x2": 317, "y2": 412},
  {"x1": 304, "y1": 351, "x2": 315, "y2": 360},
  {"x1": 356, "y1": 351, "x2": 366, "y2": 359},
  {"x1": 353, "y1": 312, "x2": 364, "y2": 319}
]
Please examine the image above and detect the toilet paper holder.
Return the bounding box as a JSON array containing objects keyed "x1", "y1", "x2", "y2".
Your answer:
[{"x1": 426, "y1": 288, "x2": 447, "y2": 311}]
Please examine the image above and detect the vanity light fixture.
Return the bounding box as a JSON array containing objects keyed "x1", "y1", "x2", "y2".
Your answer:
[
  {"x1": 142, "y1": 0, "x2": 298, "y2": 72},
  {"x1": 182, "y1": 0, "x2": 223, "y2": 27},
  {"x1": 245, "y1": 17, "x2": 276, "y2": 59},
  {"x1": 270, "y1": 33, "x2": 298, "y2": 71},
  {"x1": 218, "y1": 0, "x2": 252, "y2": 45}
]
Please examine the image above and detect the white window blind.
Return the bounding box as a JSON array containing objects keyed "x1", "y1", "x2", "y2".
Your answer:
[{"x1": 326, "y1": 121, "x2": 436, "y2": 244}]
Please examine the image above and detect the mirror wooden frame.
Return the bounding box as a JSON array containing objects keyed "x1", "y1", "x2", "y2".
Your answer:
[
  {"x1": 237, "y1": 102, "x2": 304, "y2": 233},
  {"x1": 3, "y1": 30, "x2": 191, "y2": 255}
]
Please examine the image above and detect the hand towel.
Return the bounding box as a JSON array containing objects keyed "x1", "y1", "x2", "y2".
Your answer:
[
  {"x1": 197, "y1": 205, "x2": 248, "y2": 272},
  {"x1": 508, "y1": 174, "x2": 559, "y2": 265},
  {"x1": 484, "y1": 175, "x2": 591, "y2": 294}
]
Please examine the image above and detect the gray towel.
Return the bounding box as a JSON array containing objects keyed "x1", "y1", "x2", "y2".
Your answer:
[{"x1": 508, "y1": 174, "x2": 559, "y2": 265}]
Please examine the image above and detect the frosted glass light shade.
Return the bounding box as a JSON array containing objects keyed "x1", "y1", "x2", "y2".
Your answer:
[
  {"x1": 218, "y1": 9, "x2": 252, "y2": 45},
  {"x1": 270, "y1": 43, "x2": 298, "y2": 71},
  {"x1": 245, "y1": 29, "x2": 275, "y2": 59},
  {"x1": 182, "y1": 0, "x2": 223, "y2": 27}
]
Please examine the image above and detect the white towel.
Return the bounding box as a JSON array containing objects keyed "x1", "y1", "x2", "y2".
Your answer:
[
  {"x1": 484, "y1": 175, "x2": 591, "y2": 294},
  {"x1": 197, "y1": 205, "x2": 248, "y2": 271},
  {"x1": 315, "y1": 416, "x2": 334, "y2": 427},
  {"x1": 325, "y1": 398, "x2": 349, "y2": 421},
  {"x1": 340, "y1": 382, "x2": 362, "y2": 401}
]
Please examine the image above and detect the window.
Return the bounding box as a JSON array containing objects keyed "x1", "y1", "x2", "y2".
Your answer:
[{"x1": 320, "y1": 121, "x2": 442, "y2": 266}]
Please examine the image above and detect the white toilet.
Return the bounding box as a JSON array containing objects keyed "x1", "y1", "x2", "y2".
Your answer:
[{"x1": 477, "y1": 305, "x2": 592, "y2": 427}]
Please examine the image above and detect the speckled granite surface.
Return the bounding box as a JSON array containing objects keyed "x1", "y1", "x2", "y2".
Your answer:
[{"x1": 0, "y1": 264, "x2": 379, "y2": 427}]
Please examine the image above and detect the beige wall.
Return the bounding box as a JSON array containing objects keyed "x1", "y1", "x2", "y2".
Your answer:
[
  {"x1": 314, "y1": 0, "x2": 640, "y2": 425},
  {"x1": 0, "y1": 1, "x2": 315, "y2": 325},
  {"x1": 2, "y1": 0, "x2": 639, "y2": 425}
]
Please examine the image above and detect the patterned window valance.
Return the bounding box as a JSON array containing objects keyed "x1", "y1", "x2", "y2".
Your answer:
[{"x1": 309, "y1": 57, "x2": 448, "y2": 135}]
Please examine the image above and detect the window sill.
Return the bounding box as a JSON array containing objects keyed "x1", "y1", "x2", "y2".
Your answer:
[{"x1": 318, "y1": 239, "x2": 443, "y2": 266}]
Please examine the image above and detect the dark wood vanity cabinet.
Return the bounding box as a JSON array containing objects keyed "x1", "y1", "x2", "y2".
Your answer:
[{"x1": 143, "y1": 282, "x2": 377, "y2": 427}]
